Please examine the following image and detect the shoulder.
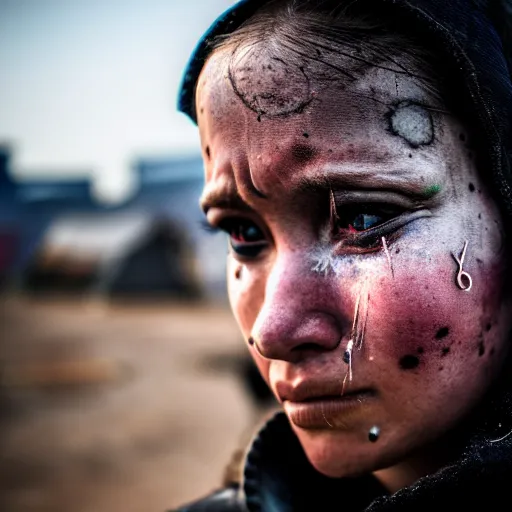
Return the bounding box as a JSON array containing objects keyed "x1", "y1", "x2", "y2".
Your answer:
[{"x1": 170, "y1": 485, "x2": 246, "y2": 512}]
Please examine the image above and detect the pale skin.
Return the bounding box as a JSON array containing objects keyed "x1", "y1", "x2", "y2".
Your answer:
[{"x1": 196, "y1": 43, "x2": 512, "y2": 493}]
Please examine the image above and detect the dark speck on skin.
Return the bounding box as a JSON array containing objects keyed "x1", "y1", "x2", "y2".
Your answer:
[
  {"x1": 435, "y1": 327, "x2": 450, "y2": 339},
  {"x1": 478, "y1": 213, "x2": 482, "y2": 219},
  {"x1": 486, "y1": 323, "x2": 492, "y2": 332},
  {"x1": 469, "y1": 183, "x2": 475, "y2": 192},
  {"x1": 395, "y1": 247, "x2": 400, "y2": 254},
  {"x1": 479, "y1": 342, "x2": 486, "y2": 357},
  {"x1": 205, "y1": 146, "x2": 211, "y2": 159},
  {"x1": 417, "y1": 347, "x2": 424, "y2": 354},
  {"x1": 303, "y1": 132, "x2": 309, "y2": 138},
  {"x1": 442, "y1": 347, "x2": 450, "y2": 357},
  {"x1": 291, "y1": 144, "x2": 316, "y2": 163},
  {"x1": 399, "y1": 355, "x2": 420, "y2": 370}
]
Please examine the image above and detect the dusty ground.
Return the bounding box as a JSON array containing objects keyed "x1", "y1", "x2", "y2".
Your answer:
[{"x1": 0, "y1": 294, "x2": 276, "y2": 512}]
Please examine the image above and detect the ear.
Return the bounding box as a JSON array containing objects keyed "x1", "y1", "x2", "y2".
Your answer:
[{"x1": 488, "y1": 0, "x2": 512, "y2": 79}]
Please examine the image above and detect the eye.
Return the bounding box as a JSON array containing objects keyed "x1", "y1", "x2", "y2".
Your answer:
[
  {"x1": 218, "y1": 218, "x2": 267, "y2": 257},
  {"x1": 222, "y1": 218, "x2": 263, "y2": 243},
  {"x1": 329, "y1": 199, "x2": 433, "y2": 250},
  {"x1": 347, "y1": 213, "x2": 383, "y2": 232},
  {"x1": 333, "y1": 204, "x2": 399, "y2": 235}
]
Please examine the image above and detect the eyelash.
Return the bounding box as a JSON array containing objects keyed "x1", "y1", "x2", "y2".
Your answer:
[{"x1": 331, "y1": 204, "x2": 431, "y2": 250}]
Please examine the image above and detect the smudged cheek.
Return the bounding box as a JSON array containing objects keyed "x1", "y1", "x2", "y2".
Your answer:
[
  {"x1": 227, "y1": 258, "x2": 262, "y2": 336},
  {"x1": 365, "y1": 257, "x2": 504, "y2": 383},
  {"x1": 227, "y1": 257, "x2": 273, "y2": 380}
]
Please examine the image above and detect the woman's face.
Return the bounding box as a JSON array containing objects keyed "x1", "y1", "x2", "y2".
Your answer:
[{"x1": 196, "y1": 44, "x2": 511, "y2": 484}]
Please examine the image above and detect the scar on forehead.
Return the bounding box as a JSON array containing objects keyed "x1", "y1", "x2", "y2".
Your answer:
[{"x1": 388, "y1": 101, "x2": 434, "y2": 148}]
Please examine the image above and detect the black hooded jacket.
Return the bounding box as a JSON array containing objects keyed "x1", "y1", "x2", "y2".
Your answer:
[{"x1": 174, "y1": 1, "x2": 512, "y2": 510}]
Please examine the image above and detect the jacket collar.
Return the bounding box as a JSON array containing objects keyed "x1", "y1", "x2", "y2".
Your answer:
[
  {"x1": 240, "y1": 405, "x2": 512, "y2": 511},
  {"x1": 241, "y1": 412, "x2": 386, "y2": 512}
]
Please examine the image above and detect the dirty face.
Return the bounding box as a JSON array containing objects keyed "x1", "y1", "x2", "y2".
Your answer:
[{"x1": 197, "y1": 44, "x2": 511, "y2": 487}]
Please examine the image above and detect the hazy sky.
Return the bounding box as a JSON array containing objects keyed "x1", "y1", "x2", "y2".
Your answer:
[{"x1": 0, "y1": 0, "x2": 233, "y2": 202}]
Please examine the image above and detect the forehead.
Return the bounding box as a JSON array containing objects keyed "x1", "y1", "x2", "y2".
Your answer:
[
  {"x1": 197, "y1": 45, "x2": 439, "y2": 127},
  {"x1": 196, "y1": 45, "x2": 457, "y2": 200}
]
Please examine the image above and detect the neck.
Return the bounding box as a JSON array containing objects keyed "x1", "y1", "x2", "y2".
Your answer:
[
  {"x1": 372, "y1": 430, "x2": 467, "y2": 493},
  {"x1": 373, "y1": 458, "x2": 440, "y2": 493}
]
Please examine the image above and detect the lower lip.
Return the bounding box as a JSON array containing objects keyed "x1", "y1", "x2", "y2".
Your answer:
[{"x1": 284, "y1": 391, "x2": 375, "y2": 429}]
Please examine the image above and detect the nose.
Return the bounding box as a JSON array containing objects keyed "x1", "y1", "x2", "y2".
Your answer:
[{"x1": 250, "y1": 253, "x2": 345, "y2": 362}]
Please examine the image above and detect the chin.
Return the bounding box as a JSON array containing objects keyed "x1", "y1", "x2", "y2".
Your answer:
[{"x1": 295, "y1": 428, "x2": 379, "y2": 479}]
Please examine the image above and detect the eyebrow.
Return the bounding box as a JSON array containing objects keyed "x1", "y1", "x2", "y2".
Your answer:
[
  {"x1": 294, "y1": 167, "x2": 439, "y2": 201},
  {"x1": 201, "y1": 165, "x2": 440, "y2": 214}
]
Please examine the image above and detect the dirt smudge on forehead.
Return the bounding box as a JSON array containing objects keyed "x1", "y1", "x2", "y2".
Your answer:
[{"x1": 228, "y1": 45, "x2": 315, "y2": 118}]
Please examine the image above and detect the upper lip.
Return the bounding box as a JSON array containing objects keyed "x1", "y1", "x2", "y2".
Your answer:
[{"x1": 276, "y1": 380, "x2": 371, "y2": 403}]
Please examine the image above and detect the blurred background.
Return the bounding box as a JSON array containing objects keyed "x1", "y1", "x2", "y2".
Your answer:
[{"x1": 0, "y1": 1, "x2": 277, "y2": 510}]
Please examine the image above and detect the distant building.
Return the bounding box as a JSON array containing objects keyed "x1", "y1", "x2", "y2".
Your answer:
[
  {"x1": 0, "y1": 147, "x2": 228, "y2": 299},
  {"x1": 0, "y1": 145, "x2": 97, "y2": 282}
]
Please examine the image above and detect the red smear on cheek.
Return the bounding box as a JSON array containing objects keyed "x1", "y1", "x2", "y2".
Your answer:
[
  {"x1": 367, "y1": 261, "x2": 476, "y2": 374},
  {"x1": 370, "y1": 248, "x2": 508, "y2": 380}
]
